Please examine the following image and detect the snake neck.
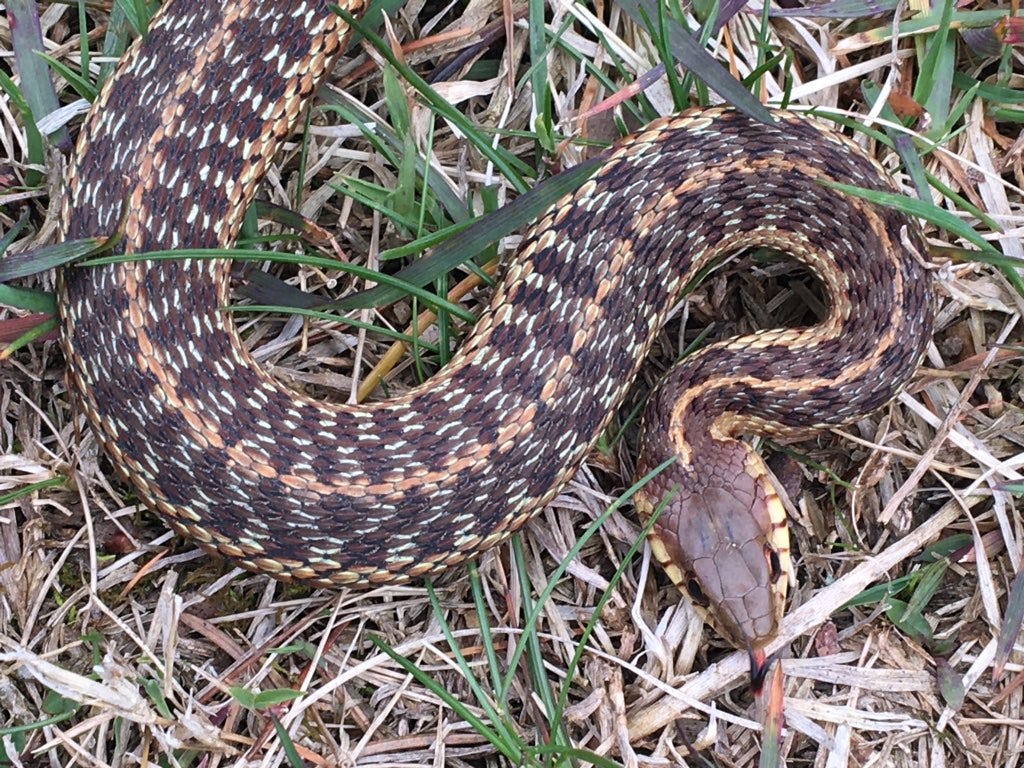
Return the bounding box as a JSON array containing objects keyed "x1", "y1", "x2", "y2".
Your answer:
[
  {"x1": 637, "y1": 353, "x2": 801, "y2": 647},
  {"x1": 634, "y1": 196, "x2": 932, "y2": 648}
]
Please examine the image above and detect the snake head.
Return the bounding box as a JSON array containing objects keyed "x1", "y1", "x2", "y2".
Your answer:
[{"x1": 639, "y1": 447, "x2": 791, "y2": 651}]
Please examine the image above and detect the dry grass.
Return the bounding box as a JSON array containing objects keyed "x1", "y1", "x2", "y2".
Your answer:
[{"x1": 2, "y1": 1, "x2": 1024, "y2": 767}]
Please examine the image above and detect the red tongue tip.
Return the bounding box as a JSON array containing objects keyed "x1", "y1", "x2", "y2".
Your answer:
[{"x1": 748, "y1": 646, "x2": 772, "y2": 694}]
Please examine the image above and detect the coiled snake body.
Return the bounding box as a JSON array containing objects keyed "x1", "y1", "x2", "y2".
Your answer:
[{"x1": 58, "y1": 0, "x2": 933, "y2": 653}]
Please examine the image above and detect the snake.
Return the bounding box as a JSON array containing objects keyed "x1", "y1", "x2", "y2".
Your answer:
[{"x1": 56, "y1": 0, "x2": 933, "y2": 658}]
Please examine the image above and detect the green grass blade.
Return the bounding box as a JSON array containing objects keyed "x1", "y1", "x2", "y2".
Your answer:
[
  {"x1": 331, "y1": 6, "x2": 532, "y2": 191},
  {"x1": 8, "y1": 0, "x2": 69, "y2": 149},
  {"x1": 425, "y1": 579, "x2": 521, "y2": 749},
  {"x1": 226, "y1": 305, "x2": 440, "y2": 351},
  {"x1": 993, "y1": 568, "x2": 1024, "y2": 681},
  {"x1": 0, "y1": 315, "x2": 58, "y2": 357},
  {"x1": 79, "y1": 247, "x2": 478, "y2": 323},
  {"x1": 860, "y1": 82, "x2": 930, "y2": 200},
  {"x1": 0, "y1": 69, "x2": 45, "y2": 186},
  {"x1": 824, "y1": 182, "x2": 1005, "y2": 258},
  {"x1": 113, "y1": 0, "x2": 156, "y2": 37},
  {"x1": 913, "y1": 0, "x2": 956, "y2": 132},
  {"x1": 321, "y1": 94, "x2": 472, "y2": 224},
  {"x1": 35, "y1": 50, "x2": 98, "y2": 102},
  {"x1": 528, "y1": 0, "x2": 555, "y2": 152},
  {"x1": 618, "y1": 0, "x2": 772, "y2": 123},
  {"x1": 510, "y1": 535, "x2": 572, "y2": 752},
  {"x1": 369, "y1": 635, "x2": 524, "y2": 764},
  {"x1": 336, "y1": 156, "x2": 604, "y2": 310},
  {"x1": 0, "y1": 237, "x2": 110, "y2": 282},
  {"x1": 551, "y1": 486, "x2": 671, "y2": 732},
  {"x1": 499, "y1": 457, "x2": 676, "y2": 696},
  {"x1": 0, "y1": 477, "x2": 67, "y2": 505},
  {"x1": 270, "y1": 714, "x2": 306, "y2": 768}
]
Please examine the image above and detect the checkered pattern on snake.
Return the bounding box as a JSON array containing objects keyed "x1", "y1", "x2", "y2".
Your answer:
[{"x1": 57, "y1": 0, "x2": 933, "y2": 650}]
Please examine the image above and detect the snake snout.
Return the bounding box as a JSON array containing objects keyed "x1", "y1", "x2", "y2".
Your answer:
[{"x1": 690, "y1": 537, "x2": 780, "y2": 648}]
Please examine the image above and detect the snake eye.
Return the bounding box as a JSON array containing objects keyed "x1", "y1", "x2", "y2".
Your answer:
[
  {"x1": 765, "y1": 545, "x2": 783, "y2": 582},
  {"x1": 686, "y1": 578, "x2": 710, "y2": 607}
]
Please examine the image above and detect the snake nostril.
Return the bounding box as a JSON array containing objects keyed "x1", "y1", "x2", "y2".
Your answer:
[{"x1": 686, "y1": 578, "x2": 710, "y2": 607}]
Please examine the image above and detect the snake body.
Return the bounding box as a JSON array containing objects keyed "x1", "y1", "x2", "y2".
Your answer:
[{"x1": 59, "y1": 0, "x2": 933, "y2": 651}]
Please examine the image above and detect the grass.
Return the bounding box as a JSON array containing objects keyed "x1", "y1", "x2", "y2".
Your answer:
[{"x1": 2, "y1": 0, "x2": 1024, "y2": 766}]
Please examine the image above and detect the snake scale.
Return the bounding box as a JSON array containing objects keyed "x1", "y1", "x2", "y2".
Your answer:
[{"x1": 57, "y1": 0, "x2": 933, "y2": 654}]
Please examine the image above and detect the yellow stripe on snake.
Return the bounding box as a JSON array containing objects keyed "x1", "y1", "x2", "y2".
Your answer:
[{"x1": 58, "y1": 0, "x2": 933, "y2": 657}]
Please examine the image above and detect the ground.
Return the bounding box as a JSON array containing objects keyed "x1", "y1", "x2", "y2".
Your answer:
[{"x1": 1, "y1": 1, "x2": 1023, "y2": 767}]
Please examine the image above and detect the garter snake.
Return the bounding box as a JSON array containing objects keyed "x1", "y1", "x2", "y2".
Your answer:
[{"x1": 57, "y1": 0, "x2": 933, "y2": 656}]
